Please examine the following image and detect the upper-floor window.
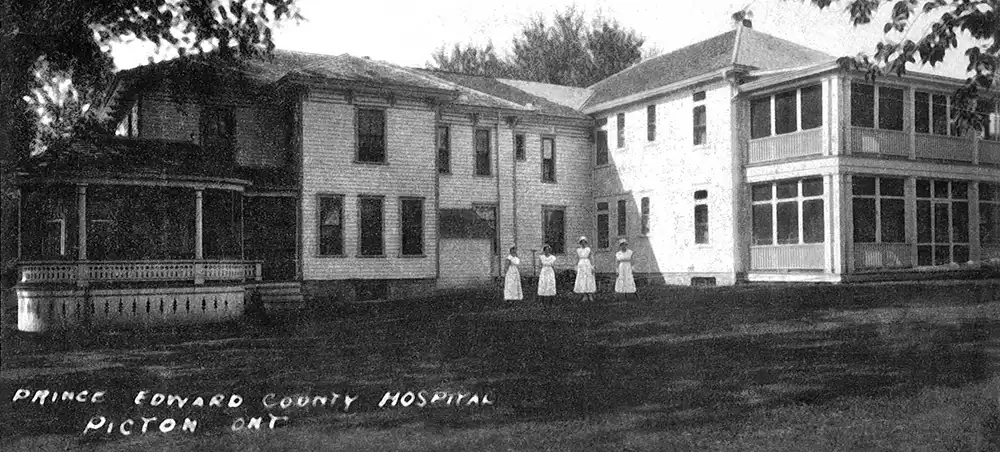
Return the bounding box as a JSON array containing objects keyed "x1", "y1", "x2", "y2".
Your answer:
[
  {"x1": 915, "y1": 91, "x2": 965, "y2": 136},
  {"x1": 318, "y1": 195, "x2": 344, "y2": 256},
  {"x1": 475, "y1": 128, "x2": 491, "y2": 176},
  {"x1": 541, "y1": 137, "x2": 556, "y2": 182},
  {"x1": 694, "y1": 190, "x2": 708, "y2": 244},
  {"x1": 515, "y1": 133, "x2": 526, "y2": 161},
  {"x1": 357, "y1": 108, "x2": 386, "y2": 163},
  {"x1": 596, "y1": 202, "x2": 609, "y2": 249},
  {"x1": 982, "y1": 102, "x2": 1000, "y2": 141},
  {"x1": 750, "y1": 84, "x2": 822, "y2": 139},
  {"x1": 641, "y1": 196, "x2": 650, "y2": 235},
  {"x1": 201, "y1": 106, "x2": 235, "y2": 162},
  {"x1": 595, "y1": 130, "x2": 609, "y2": 165},
  {"x1": 647, "y1": 105, "x2": 656, "y2": 141},
  {"x1": 616, "y1": 113, "x2": 625, "y2": 148},
  {"x1": 851, "y1": 83, "x2": 903, "y2": 131},
  {"x1": 115, "y1": 101, "x2": 140, "y2": 138},
  {"x1": 693, "y1": 91, "x2": 707, "y2": 146},
  {"x1": 437, "y1": 126, "x2": 450, "y2": 174}
]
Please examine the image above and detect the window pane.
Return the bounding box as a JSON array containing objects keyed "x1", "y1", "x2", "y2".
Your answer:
[
  {"x1": 647, "y1": 105, "x2": 656, "y2": 141},
  {"x1": 775, "y1": 90, "x2": 798, "y2": 134},
  {"x1": 917, "y1": 200, "x2": 932, "y2": 243},
  {"x1": 752, "y1": 204, "x2": 773, "y2": 245},
  {"x1": 853, "y1": 198, "x2": 876, "y2": 242},
  {"x1": 641, "y1": 197, "x2": 650, "y2": 235},
  {"x1": 693, "y1": 105, "x2": 707, "y2": 145},
  {"x1": 801, "y1": 85, "x2": 823, "y2": 130},
  {"x1": 694, "y1": 204, "x2": 708, "y2": 244},
  {"x1": 851, "y1": 83, "x2": 874, "y2": 127},
  {"x1": 597, "y1": 202, "x2": 608, "y2": 211},
  {"x1": 358, "y1": 109, "x2": 385, "y2": 162},
  {"x1": 878, "y1": 87, "x2": 904, "y2": 130},
  {"x1": 934, "y1": 180, "x2": 949, "y2": 198},
  {"x1": 693, "y1": 91, "x2": 706, "y2": 101},
  {"x1": 952, "y1": 182, "x2": 968, "y2": 199},
  {"x1": 932, "y1": 94, "x2": 948, "y2": 135},
  {"x1": 545, "y1": 209, "x2": 566, "y2": 254},
  {"x1": 880, "y1": 178, "x2": 904, "y2": 197},
  {"x1": 319, "y1": 196, "x2": 343, "y2": 255},
  {"x1": 880, "y1": 198, "x2": 905, "y2": 243},
  {"x1": 802, "y1": 178, "x2": 823, "y2": 196},
  {"x1": 915, "y1": 92, "x2": 930, "y2": 134},
  {"x1": 980, "y1": 183, "x2": 996, "y2": 202},
  {"x1": 981, "y1": 203, "x2": 997, "y2": 244},
  {"x1": 916, "y1": 179, "x2": 931, "y2": 198},
  {"x1": 933, "y1": 202, "x2": 950, "y2": 243},
  {"x1": 617, "y1": 199, "x2": 627, "y2": 235},
  {"x1": 776, "y1": 180, "x2": 798, "y2": 199},
  {"x1": 751, "y1": 184, "x2": 772, "y2": 201},
  {"x1": 803, "y1": 199, "x2": 824, "y2": 243},
  {"x1": 596, "y1": 130, "x2": 608, "y2": 165},
  {"x1": 954, "y1": 245, "x2": 969, "y2": 263},
  {"x1": 359, "y1": 197, "x2": 384, "y2": 255},
  {"x1": 852, "y1": 176, "x2": 876, "y2": 196},
  {"x1": 475, "y1": 129, "x2": 491, "y2": 175},
  {"x1": 401, "y1": 199, "x2": 424, "y2": 255},
  {"x1": 750, "y1": 97, "x2": 771, "y2": 139},
  {"x1": 934, "y1": 245, "x2": 950, "y2": 265},
  {"x1": 952, "y1": 201, "x2": 969, "y2": 242},
  {"x1": 597, "y1": 213, "x2": 609, "y2": 248},
  {"x1": 776, "y1": 201, "x2": 799, "y2": 244},
  {"x1": 437, "y1": 126, "x2": 450, "y2": 173},
  {"x1": 515, "y1": 134, "x2": 526, "y2": 160},
  {"x1": 542, "y1": 138, "x2": 555, "y2": 182},
  {"x1": 694, "y1": 190, "x2": 708, "y2": 200},
  {"x1": 617, "y1": 113, "x2": 625, "y2": 148}
]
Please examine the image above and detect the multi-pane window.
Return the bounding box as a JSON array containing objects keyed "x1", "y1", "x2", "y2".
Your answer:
[
  {"x1": 437, "y1": 126, "x2": 450, "y2": 174},
  {"x1": 981, "y1": 102, "x2": 1000, "y2": 141},
  {"x1": 694, "y1": 190, "x2": 708, "y2": 244},
  {"x1": 647, "y1": 105, "x2": 656, "y2": 141},
  {"x1": 617, "y1": 199, "x2": 627, "y2": 236},
  {"x1": 474, "y1": 129, "x2": 491, "y2": 176},
  {"x1": 915, "y1": 91, "x2": 964, "y2": 136},
  {"x1": 400, "y1": 198, "x2": 424, "y2": 256},
  {"x1": 850, "y1": 83, "x2": 903, "y2": 131},
  {"x1": 544, "y1": 207, "x2": 566, "y2": 254},
  {"x1": 439, "y1": 206, "x2": 496, "y2": 254},
  {"x1": 692, "y1": 91, "x2": 707, "y2": 146},
  {"x1": 916, "y1": 179, "x2": 969, "y2": 265},
  {"x1": 641, "y1": 197, "x2": 650, "y2": 235},
  {"x1": 851, "y1": 176, "x2": 905, "y2": 244},
  {"x1": 515, "y1": 133, "x2": 526, "y2": 161},
  {"x1": 115, "y1": 101, "x2": 140, "y2": 138},
  {"x1": 358, "y1": 196, "x2": 384, "y2": 256},
  {"x1": 616, "y1": 113, "x2": 625, "y2": 148},
  {"x1": 980, "y1": 182, "x2": 1000, "y2": 245},
  {"x1": 751, "y1": 178, "x2": 824, "y2": 245},
  {"x1": 595, "y1": 129, "x2": 609, "y2": 165},
  {"x1": 596, "y1": 202, "x2": 609, "y2": 249},
  {"x1": 318, "y1": 195, "x2": 344, "y2": 256},
  {"x1": 541, "y1": 137, "x2": 556, "y2": 182},
  {"x1": 357, "y1": 108, "x2": 386, "y2": 162},
  {"x1": 750, "y1": 84, "x2": 823, "y2": 139}
]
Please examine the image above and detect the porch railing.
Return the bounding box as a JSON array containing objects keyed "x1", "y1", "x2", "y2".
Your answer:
[
  {"x1": 18, "y1": 260, "x2": 263, "y2": 285},
  {"x1": 853, "y1": 243, "x2": 911, "y2": 269},
  {"x1": 980, "y1": 140, "x2": 1000, "y2": 166},
  {"x1": 747, "y1": 128, "x2": 823, "y2": 164},
  {"x1": 849, "y1": 127, "x2": 910, "y2": 158},
  {"x1": 749, "y1": 244, "x2": 825, "y2": 270},
  {"x1": 914, "y1": 134, "x2": 974, "y2": 162}
]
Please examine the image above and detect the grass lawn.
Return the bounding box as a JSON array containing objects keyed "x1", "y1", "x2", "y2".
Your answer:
[{"x1": 2, "y1": 281, "x2": 999, "y2": 451}]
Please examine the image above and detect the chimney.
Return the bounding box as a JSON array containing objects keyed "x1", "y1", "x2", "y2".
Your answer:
[{"x1": 742, "y1": 19, "x2": 752, "y2": 28}]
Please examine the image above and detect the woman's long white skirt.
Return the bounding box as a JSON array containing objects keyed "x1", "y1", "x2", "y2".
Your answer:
[{"x1": 504, "y1": 266, "x2": 523, "y2": 300}]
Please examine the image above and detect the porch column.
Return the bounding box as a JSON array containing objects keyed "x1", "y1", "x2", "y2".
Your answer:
[
  {"x1": 970, "y1": 182, "x2": 981, "y2": 264},
  {"x1": 194, "y1": 189, "x2": 204, "y2": 285},
  {"x1": 76, "y1": 184, "x2": 88, "y2": 287},
  {"x1": 841, "y1": 174, "x2": 854, "y2": 274},
  {"x1": 824, "y1": 174, "x2": 836, "y2": 274},
  {"x1": 905, "y1": 177, "x2": 917, "y2": 267}
]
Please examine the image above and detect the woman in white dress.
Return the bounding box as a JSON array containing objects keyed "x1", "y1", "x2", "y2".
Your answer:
[
  {"x1": 503, "y1": 246, "x2": 523, "y2": 301},
  {"x1": 615, "y1": 239, "x2": 637, "y2": 298},
  {"x1": 573, "y1": 237, "x2": 597, "y2": 302},
  {"x1": 537, "y1": 245, "x2": 557, "y2": 303}
]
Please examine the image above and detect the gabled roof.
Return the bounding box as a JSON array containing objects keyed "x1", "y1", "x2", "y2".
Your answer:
[
  {"x1": 419, "y1": 69, "x2": 590, "y2": 119},
  {"x1": 583, "y1": 26, "x2": 834, "y2": 111}
]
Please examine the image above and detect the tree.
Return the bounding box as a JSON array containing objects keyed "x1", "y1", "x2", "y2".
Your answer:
[
  {"x1": 428, "y1": 8, "x2": 647, "y2": 87},
  {"x1": 0, "y1": 0, "x2": 301, "y2": 286},
  {"x1": 794, "y1": 0, "x2": 998, "y2": 128}
]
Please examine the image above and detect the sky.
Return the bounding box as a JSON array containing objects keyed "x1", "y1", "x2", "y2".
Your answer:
[{"x1": 112, "y1": 0, "x2": 974, "y2": 78}]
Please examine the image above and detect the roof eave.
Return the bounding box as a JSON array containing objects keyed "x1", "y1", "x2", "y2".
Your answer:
[
  {"x1": 582, "y1": 69, "x2": 729, "y2": 115},
  {"x1": 738, "y1": 61, "x2": 841, "y2": 92},
  {"x1": 283, "y1": 73, "x2": 459, "y2": 100}
]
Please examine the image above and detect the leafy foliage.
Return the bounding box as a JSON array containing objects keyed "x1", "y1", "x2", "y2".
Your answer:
[{"x1": 428, "y1": 8, "x2": 647, "y2": 87}]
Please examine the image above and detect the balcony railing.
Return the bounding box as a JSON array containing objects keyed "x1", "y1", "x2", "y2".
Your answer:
[
  {"x1": 750, "y1": 244, "x2": 825, "y2": 270},
  {"x1": 853, "y1": 243, "x2": 911, "y2": 269},
  {"x1": 915, "y1": 134, "x2": 974, "y2": 162},
  {"x1": 849, "y1": 127, "x2": 910, "y2": 158},
  {"x1": 747, "y1": 128, "x2": 823, "y2": 164},
  {"x1": 980, "y1": 140, "x2": 1000, "y2": 166},
  {"x1": 19, "y1": 260, "x2": 262, "y2": 285}
]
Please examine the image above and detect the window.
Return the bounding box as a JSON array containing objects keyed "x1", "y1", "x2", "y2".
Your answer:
[
  {"x1": 982, "y1": 102, "x2": 1000, "y2": 141},
  {"x1": 543, "y1": 207, "x2": 566, "y2": 254},
  {"x1": 751, "y1": 178, "x2": 824, "y2": 246},
  {"x1": 595, "y1": 130, "x2": 609, "y2": 165},
  {"x1": 515, "y1": 133, "x2": 526, "y2": 161},
  {"x1": 693, "y1": 91, "x2": 706, "y2": 102},
  {"x1": 318, "y1": 195, "x2": 344, "y2": 256},
  {"x1": 400, "y1": 198, "x2": 424, "y2": 256},
  {"x1": 617, "y1": 199, "x2": 627, "y2": 236},
  {"x1": 916, "y1": 91, "x2": 963, "y2": 136},
  {"x1": 439, "y1": 207, "x2": 496, "y2": 254},
  {"x1": 647, "y1": 105, "x2": 656, "y2": 141},
  {"x1": 357, "y1": 108, "x2": 386, "y2": 163},
  {"x1": 616, "y1": 113, "x2": 625, "y2": 148},
  {"x1": 437, "y1": 126, "x2": 450, "y2": 174},
  {"x1": 358, "y1": 196, "x2": 384, "y2": 256},
  {"x1": 596, "y1": 202, "x2": 609, "y2": 248},
  {"x1": 201, "y1": 106, "x2": 235, "y2": 162},
  {"x1": 933, "y1": 94, "x2": 949, "y2": 135},
  {"x1": 541, "y1": 137, "x2": 556, "y2": 182},
  {"x1": 694, "y1": 190, "x2": 708, "y2": 244},
  {"x1": 115, "y1": 101, "x2": 140, "y2": 138},
  {"x1": 980, "y1": 183, "x2": 1000, "y2": 245},
  {"x1": 750, "y1": 84, "x2": 823, "y2": 139},
  {"x1": 641, "y1": 197, "x2": 650, "y2": 235},
  {"x1": 474, "y1": 129, "x2": 491, "y2": 176},
  {"x1": 693, "y1": 105, "x2": 707, "y2": 145},
  {"x1": 851, "y1": 83, "x2": 903, "y2": 131},
  {"x1": 851, "y1": 176, "x2": 905, "y2": 246},
  {"x1": 916, "y1": 179, "x2": 970, "y2": 265}
]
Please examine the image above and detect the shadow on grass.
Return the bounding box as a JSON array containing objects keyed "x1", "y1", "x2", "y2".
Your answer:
[{"x1": 1, "y1": 282, "x2": 999, "y2": 442}]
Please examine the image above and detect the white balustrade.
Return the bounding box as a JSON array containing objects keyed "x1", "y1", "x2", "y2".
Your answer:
[{"x1": 18, "y1": 260, "x2": 262, "y2": 285}]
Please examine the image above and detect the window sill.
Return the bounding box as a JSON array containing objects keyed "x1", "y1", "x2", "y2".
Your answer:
[
  {"x1": 692, "y1": 144, "x2": 710, "y2": 150},
  {"x1": 355, "y1": 254, "x2": 387, "y2": 258},
  {"x1": 473, "y1": 173, "x2": 493, "y2": 178},
  {"x1": 316, "y1": 254, "x2": 347, "y2": 258},
  {"x1": 438, "y1": 170, "x2": 452, "y2": 176},
  {"x1": 399, "y1": 254, "x2": 427, "y2": 258},
  {"x1": 541, "y1": 180, "x2": 557, "y2": 184},
  {"x1": 353, "y1": 160, "x2": 388, "y2": 166}
]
